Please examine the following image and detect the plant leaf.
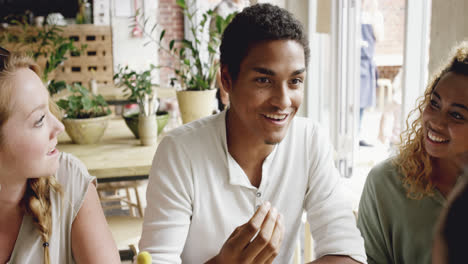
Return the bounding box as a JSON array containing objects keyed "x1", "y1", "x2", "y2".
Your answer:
[
  {"x1": 176, "y1": 0, "x2": 186, "y2": 9},
  {"x1": 81, "y1": 96, "x2": 92, "y2": 110},
  {"x1": 150, "y1": 23, "x2": 158, "y2": 34},
  {"x1": 169, "y1": 39, "x2": 175, "y2": 50}
]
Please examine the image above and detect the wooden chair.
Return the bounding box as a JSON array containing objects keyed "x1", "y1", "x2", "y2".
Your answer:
[{"x1": 97, "y1": 180, "x2": 145, "y2": 218}]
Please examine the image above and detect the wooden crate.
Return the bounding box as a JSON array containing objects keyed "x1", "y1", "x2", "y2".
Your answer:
[
  {"x1": 1, "y1": 25, "x2": 114, "y2": 88},
  {"x1": 56, "y1": 25, "x2": 114, "y2": 87}
]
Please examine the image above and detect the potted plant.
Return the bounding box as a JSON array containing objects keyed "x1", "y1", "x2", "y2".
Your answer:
[
  {"x1": 122, "y1": 109, "x2": 170, "y2": 139},
  {"x1": 113, "y1": 64, "x2": 161, "y2": 145},
  {"x1": 134, "y1": 0, "x2": 235, "y2": 123},
  {"x1": 56, "y1": 83, "x2": 112, "y2": 144}
]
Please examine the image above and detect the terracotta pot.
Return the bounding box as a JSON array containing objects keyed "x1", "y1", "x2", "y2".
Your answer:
[
  {"x1": 176, "y1": 89, "x2": 217, "y2": 124},
  {"x1": 63, "y1": 114, "x2": 111, "y2": 144}
]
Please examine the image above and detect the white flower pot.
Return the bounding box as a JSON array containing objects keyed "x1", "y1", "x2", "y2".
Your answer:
[
  {"x1": 63, "y1": 114, "x2": 111, "y2": 144},
  {"x1": 176, "y1": 89, "x2": 217, "y2": 124}
]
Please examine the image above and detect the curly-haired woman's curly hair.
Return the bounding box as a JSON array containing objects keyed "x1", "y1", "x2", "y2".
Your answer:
[
  {"x1": 395, "y1": 41, "x2": 468, "y2": 199},
  {"x1": 0, "y1": 53, "x2": 63, "y2": 264},
  {"x1": 220, "y1": 3, "x2": 310, "y2": 80}
]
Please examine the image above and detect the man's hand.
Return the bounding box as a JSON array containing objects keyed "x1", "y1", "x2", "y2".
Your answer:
[{"x1": 205, "y1": 201, "x2": 285, "y2": 264}]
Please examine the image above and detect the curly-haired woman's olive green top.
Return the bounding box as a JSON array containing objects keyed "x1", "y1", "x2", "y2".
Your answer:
[{"x1": 357, "y1": 158, "x2": 446, "y2": 264}]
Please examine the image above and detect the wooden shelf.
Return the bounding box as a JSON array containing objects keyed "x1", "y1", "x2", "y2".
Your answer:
[{"x1": 1, "y1": 24, "x2": 114, "y2": 88}]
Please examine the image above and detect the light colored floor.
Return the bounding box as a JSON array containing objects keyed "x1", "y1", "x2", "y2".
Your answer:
[{"x1": 342, "y1": 108, "x2": 396, "y2": 210}]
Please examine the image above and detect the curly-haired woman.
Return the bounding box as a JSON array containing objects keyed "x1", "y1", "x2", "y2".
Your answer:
[
  {"x1": 0, "y1": 50, "x2": 120, "y2": 263},
  {"x1": 357, "y1": 41, "x2": 468, "y2": 264}
]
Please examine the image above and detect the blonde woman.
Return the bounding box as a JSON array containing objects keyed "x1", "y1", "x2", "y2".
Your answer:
[
  {"x1": 357, "y1": 41, "x2": 468, "y2": 264},
  {"x1": 0, "y1": 49, "x2": 120, "y2": 263}
]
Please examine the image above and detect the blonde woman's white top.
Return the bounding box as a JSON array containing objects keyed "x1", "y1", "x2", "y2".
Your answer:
[{"x1": 7, "y1": 152, "x2": 95, "y2": 264}]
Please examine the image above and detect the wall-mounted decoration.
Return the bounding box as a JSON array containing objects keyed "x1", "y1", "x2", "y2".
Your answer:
[{"x1": 94, "y1": 0, "x2": 110, "y2": 25}]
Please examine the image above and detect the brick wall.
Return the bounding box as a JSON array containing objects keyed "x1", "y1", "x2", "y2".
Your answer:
[
  {"x1": 375, "y1": 0, "x2": 405, "y2": 55},
  {"x1": 158, "y1": 0, "x2": 184, "y2": 86},
  {"x1": 373, "y1": 0, "x2": 405, "y2": 81}
]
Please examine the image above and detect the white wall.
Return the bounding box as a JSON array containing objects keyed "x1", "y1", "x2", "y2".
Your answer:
[
  {"x1": 110, "y1": 0, "x2": 159, "y2": 81},
  {"x1": 400, "y1": 0, "x2": 432, "y2": 137},
  {"x1": 429, "y1": 0, "x2": 468, "y2": 76},
  {"x1": 285, "y1": 0, "x2": 308, "y2": 117},
  {"x1": 258, "y1": 0, "x2": 285, "y2": 7}
]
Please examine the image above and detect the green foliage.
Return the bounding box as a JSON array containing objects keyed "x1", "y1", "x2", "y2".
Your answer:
[
  {"x1": 0, "y1": 19, "x2": 86, "y2": 95},
  {"x1": 47, "y1": 80, "x2": 68, "y2": 95},
  {"x1": 113, "y1": 64, "x2": 158, "y2": 103},
  {"x1": 132, "y1": 0, "x2": 235, "y2": 91},
  {"x1": 56, "y1": 83, "x2": 111, "y2": 119}
]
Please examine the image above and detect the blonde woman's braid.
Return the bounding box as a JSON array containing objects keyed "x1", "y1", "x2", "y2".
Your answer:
[{"x1": 22, "y1": 177, "x2": 62, "y2": 264}]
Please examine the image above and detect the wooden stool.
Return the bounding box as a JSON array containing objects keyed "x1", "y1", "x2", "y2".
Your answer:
[
  {"x1": 377, "y1": 78, "x2": 393, "y2": 112},
  {"x1": 97, "y1": 180, "x2": 145, "y2": 217}
]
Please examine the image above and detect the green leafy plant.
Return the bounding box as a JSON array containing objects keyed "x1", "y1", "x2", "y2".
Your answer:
[
  {"x1": 113, "y1": 64, "x2": 158, "y2": 103},
  {"x1": 56, "y1": 83, "x2": 111, "y2": 119},
  {"x1": 133, "y1": 0, "x2": 235, "y2": 91},
  {"x1": 0, "y1": 19, "x2": 86, "y2": 95},
  {"x1": 113, "y1": 64, "x2": 160, "y2": 116}
]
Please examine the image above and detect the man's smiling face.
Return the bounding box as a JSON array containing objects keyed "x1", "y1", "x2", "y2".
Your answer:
[{"x1": 223, "y1": 39, "x2": 306, "y2": 145}]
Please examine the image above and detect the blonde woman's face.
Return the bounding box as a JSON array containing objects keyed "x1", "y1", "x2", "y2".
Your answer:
[
  {"x1": 422, "y1": 72, "x2": 468, "y2": 164},
  {"x1": 0, "y1": 68, "x2": 64, "y2": 180}
]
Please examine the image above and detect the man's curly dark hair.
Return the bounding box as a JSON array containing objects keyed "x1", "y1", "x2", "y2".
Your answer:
[{"x1": 220, "y1": 3, "x2": 310, "y2": 80}]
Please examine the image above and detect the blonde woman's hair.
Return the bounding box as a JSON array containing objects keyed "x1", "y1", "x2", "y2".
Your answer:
[
  {"x1": 395, "y1": 41, "x2": 468, "y2": 199},
  {"x1": 0, "y1": 53, "x2": 63, "y2": 264}
]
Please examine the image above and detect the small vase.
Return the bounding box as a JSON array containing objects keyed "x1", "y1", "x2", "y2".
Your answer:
[{"x1": 138, "y1": 114, "x2": 157, "y2": 146}]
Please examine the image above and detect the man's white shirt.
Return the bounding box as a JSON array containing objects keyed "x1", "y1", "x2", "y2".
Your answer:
[{"x1": 139, "y1": 110, "x2": 366, "y2": 263}]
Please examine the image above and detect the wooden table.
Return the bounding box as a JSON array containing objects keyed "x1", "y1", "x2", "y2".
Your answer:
[{"x1": 57, "y1": 117, "x2": 160, "y2": 182}]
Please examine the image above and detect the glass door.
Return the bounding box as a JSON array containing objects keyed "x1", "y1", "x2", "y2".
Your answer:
[{"x1": 329, "y1": 0, "x2": 361, "y2": 178}]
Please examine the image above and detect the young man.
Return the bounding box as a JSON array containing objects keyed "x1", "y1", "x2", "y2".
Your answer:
[{"x1": 139, "y1": 4, "x2": 366, "y2": 264}]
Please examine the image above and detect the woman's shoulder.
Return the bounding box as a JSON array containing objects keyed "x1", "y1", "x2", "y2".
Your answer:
[
  {"x1": 366, "y1": 157, "x2": 404, "y2": 193},
  {"x1": 55, "y1": 152, "x2": 92, "y2": 185},
  {"x1": 359, "y1": 158, "x2": 410, "y2": 221},
  {"x1": 58, "y1": 151, "x2": 88, "y2": 172},
  {"x1": 54, "y1": 152, "x2": 96, "y2": 217}
]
